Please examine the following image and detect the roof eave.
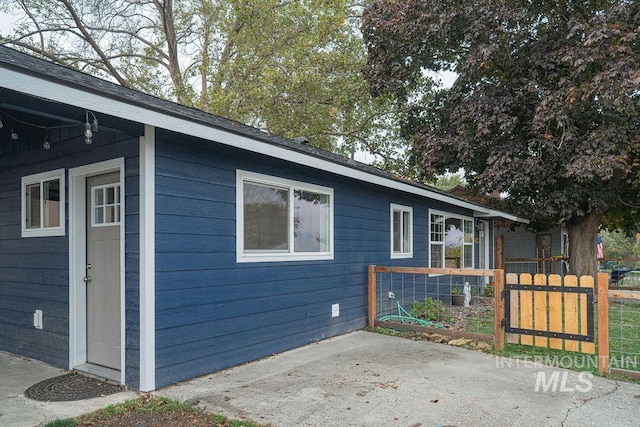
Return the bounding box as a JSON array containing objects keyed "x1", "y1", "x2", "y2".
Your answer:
[{"x1": 474, "y1": 210, "x2": 530, "y2": 224}]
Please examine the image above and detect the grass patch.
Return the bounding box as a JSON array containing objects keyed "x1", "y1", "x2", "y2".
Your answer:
[
  {"x1": 44, "y1": 421, "x2": 76, "y2": 427},
  {"x1": 466, "y1": 309, "x2": 494, "y2": 335},
  {"x1": 608, "y1": 299, "x2": 640, "y2": 369},
  {"x1": 45, "y1": 396, "x2": 267, "y2": 427}
]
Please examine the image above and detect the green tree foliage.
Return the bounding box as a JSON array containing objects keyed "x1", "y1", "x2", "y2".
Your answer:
[
  {"x1": 601, "y1": 230, "x2": 637, "y2": 260},
  {"x1": 430, "y1": 173, "x2": 466, "y2": 191},
  {"x1": 1, "y1": 0, "x2": 406, "y2": 160},
  {"x1": 362, "y1": 0, "x2": 640, "y2": 276}
]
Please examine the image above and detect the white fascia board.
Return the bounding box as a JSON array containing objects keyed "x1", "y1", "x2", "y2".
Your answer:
[
  {"x1": 1, "y1": 67, "x2": 489, "y2": 214},
  {"x1": 474, "y1": 209, "x2": 530, "y2": 224}
]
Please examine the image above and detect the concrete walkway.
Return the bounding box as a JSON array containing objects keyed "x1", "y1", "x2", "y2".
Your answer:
[
  {"x1": 2, "y1": 331, "x2": 640, "y2": 426},
  {"x1": 159, "y1": 331, "x2": 640, "y2": 427},
  {"x1": 0, "y1": 351, "x2": 137, "y2": 426}
]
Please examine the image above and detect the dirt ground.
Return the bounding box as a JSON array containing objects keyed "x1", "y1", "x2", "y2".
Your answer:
[{"x1": 445, "y1": 296, "x2": 494, "y2": 330}]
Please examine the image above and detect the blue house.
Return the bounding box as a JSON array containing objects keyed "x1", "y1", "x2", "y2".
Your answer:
[{"x1": 0, "y1": 46, "x2": 526, "y2": 391}]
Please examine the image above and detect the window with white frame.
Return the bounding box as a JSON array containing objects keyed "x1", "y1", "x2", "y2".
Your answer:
[
  {"x1": 237, "y1": 171, "x2": 333, "y2": 262},
  {"x1": 92, "y1": 183, "x2": 121, "y2": 226},
  {"x1": 430, "y1": 211, "x2": 473, "y2": 268},
  {"x1": 21, "y1": 169, "x2": 65, "y2": 237},
  {"x1": 391, "y1": 204, "x2": 413, "y2": 258}
]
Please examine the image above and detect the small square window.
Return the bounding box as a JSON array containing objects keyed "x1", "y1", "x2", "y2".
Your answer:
[
  {"x1": 21, "y1": 169, "x2": 65, "y2": 237},
  {"x1": 92, "y1": 184, "x2": 121, "y2": 226}
]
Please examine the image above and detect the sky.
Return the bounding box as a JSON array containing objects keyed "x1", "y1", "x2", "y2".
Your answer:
[{"x1": 0, "y1": 9, "x2": 14, "y2": 36}]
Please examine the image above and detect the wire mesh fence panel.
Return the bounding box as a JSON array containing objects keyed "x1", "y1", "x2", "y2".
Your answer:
[
  {"x1": 371, "y1": 267, "x2": 497, "y2": 342},
  {"x1": 608, "y1": 296, "x2": 640, "y2": 374},
  {"x1": 602, "y1": 259, "x2": 640, "y2": 288}
]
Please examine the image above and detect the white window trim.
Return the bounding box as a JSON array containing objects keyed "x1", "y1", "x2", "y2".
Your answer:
[
  {"x1": 21, "y1": 168, "x2": 66, "y2": 237},
  {"x1": 390, "y1": 203, "x2": 413, "y2": 259},
  {"x1": 91, "y1": 183, "x2": 122, "y2": 227},
  {"x1": 429, "y1": 209, "x2": 474, "y2": 269},
  {"x1": 236, "y1": 170, "x2": 334, "y2": 263}
]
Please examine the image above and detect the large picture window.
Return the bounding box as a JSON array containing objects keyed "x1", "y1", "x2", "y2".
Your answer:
[
  {"x1": 237, "y1": 171, "x2": 333, "y2": 262},
  {"x1": 21, "y1": 169, "x2": 65, "y2": 237},
  {"x1": 430, "y1": 211, "x2": 473, "y2": 268},
  {"x1": 391, "y1": 204, "x2": 413, "y2": 258}
]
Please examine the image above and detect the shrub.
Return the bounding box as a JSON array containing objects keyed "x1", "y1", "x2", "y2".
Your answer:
[{"x1": 411, "y1": 297, "x2": 447, "y2": 322}]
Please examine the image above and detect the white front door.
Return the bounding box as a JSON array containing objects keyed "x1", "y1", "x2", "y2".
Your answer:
[{"x1": 85, "y1": 172, "x2": 121, "y2": 370}]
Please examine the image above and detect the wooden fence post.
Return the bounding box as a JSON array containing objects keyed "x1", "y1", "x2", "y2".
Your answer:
[
  {"x1": 495, "y1": 235, "x2": 505, "y2": 270},
  {"x1": 493, "y1": 269, "x2": 505, "y2": 351},
  {"x1": 368, "y1": 265, "x2": 376, "y2": 328},
  {"x1": 597, "y1": 272, "x2": 609, "y2": 374}
]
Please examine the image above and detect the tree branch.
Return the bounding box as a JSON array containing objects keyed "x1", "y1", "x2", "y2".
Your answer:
[{"x1": 60, "y1": 0, "x2": 131, "y2": 87}]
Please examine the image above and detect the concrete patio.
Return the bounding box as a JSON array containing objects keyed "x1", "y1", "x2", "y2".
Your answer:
[{"x1": 2, "y1": 331, "x2": 640, "y2": 426}]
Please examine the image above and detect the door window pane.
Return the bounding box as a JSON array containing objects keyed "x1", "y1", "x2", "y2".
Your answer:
[{"x1": 92, "y1": 184, "x2": 121, "y2": 226}]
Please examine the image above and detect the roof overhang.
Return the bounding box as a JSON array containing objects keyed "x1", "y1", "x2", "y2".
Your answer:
[{"x1": 474, "y1": 210, "x2": 530, "y2": 224}]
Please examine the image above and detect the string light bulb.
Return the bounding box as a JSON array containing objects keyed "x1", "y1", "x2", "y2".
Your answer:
[
  {"x1": 84, "y1": 111, "x2": 98, "y2": 144},
  {"x1": 0, "y1": 116, "x2": 3, "y2": 129},
  {"x1": 84, "y1": 120, "x2": 92, "y2": 144},
  {"x1": 11, "y1": 128, "x2": 18, "y2": 140},
  {"x1": 43, "y1": 135, "x2": 50, "y2": 150}
]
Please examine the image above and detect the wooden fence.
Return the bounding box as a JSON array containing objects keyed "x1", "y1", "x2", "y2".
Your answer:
[
  {"x1": 368, "y1": 266, "x2": 610, "y2": 374},
  {"x1": 497, "y1": 272, "x2": 609, "y2": 373}
]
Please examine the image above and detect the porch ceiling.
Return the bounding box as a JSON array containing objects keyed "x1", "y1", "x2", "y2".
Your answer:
[{"x1": 0, "y1": 87, "x2": 144, "y2": 137}]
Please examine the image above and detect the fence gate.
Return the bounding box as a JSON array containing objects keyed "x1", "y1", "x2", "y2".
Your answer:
[{"x1": 503, "y1": 273, "x2": 595, "y2": 354}]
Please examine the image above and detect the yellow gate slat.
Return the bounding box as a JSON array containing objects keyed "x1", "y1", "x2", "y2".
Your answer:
[
  {"x1": 533, "y1": 274, "x2": 548, "y2": 348},
  {"x1": 506, "y1": 273, "x2": 520, "y2": 344},
  {"x1": 547, "y1": 274, "x2": 563, "y2": 349},
  {"x1": 519, "y1": 273, "x2": 533, "y2": 346},
  {"x1": 564, "y1": 275, "x2": 579, "y2": 352},
  {"x1": 580, "y1": 276, "x2": 595, "y2": 354}
]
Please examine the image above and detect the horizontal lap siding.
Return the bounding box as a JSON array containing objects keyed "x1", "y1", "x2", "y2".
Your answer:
[
  {"x1": 0, "y1": 132, "x2": 139, "y2": 372},
  {"x1": 154, "y1": 136, "x2": 462, "y2": 387}
]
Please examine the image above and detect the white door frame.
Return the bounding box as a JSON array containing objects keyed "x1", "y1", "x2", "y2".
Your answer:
[
  {"x1": 69, "y1": 158, "x2": 125, "y2": 384},
  {"x1": 478, "y1": 219, "x2": 490, "y2": 286},
  {"x1": 482, "y1": 220, "x2": 490, "y2": 270}
]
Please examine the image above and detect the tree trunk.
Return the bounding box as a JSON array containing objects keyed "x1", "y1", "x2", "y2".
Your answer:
[{"x1": 567, "y1": 212, "x2": 603, "y2": 278}]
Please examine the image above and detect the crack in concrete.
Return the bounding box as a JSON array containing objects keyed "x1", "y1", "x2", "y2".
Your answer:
[{"x1": 561, "y1": 379, "x2": 620, "y2": 427}]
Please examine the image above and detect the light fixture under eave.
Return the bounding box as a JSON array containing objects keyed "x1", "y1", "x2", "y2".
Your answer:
[
  {"x1": 84, "y1": 121, "x2": 92, "y2": 144},
  {"x1": 84, "y1": 111, "x2": 98, "y2": 145}
]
